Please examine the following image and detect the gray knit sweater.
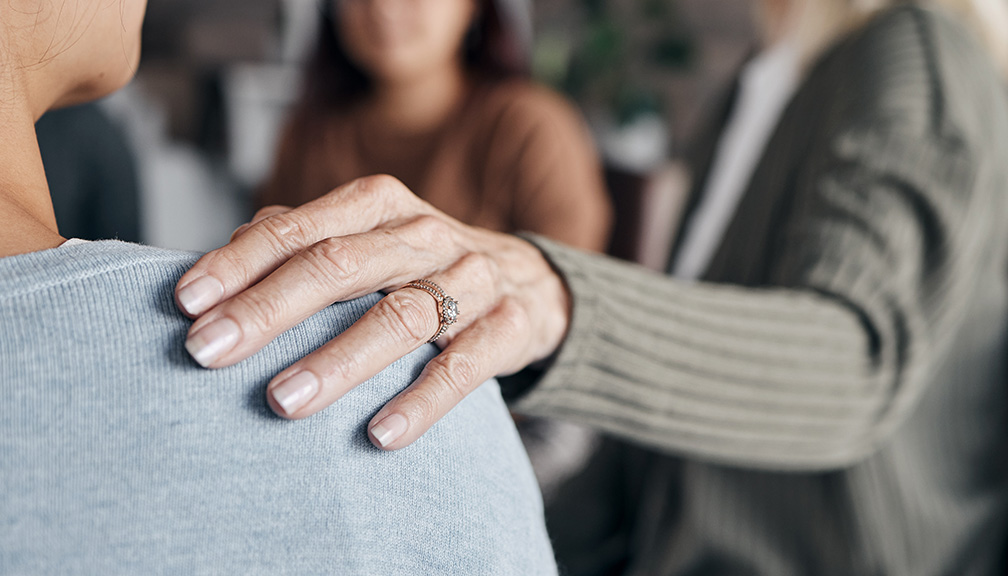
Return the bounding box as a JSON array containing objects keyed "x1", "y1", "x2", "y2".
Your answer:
[
  {"x1": 0, "y1": 241, "x2": 557, "y2": 575},
  {"x1": 516, "y1": 6, "x2": 1008, "y2": 575}
]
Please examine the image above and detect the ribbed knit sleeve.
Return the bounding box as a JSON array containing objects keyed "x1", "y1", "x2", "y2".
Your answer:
[{"x1": 512, "y1": 8, "x2": 1004, "y2": 472}]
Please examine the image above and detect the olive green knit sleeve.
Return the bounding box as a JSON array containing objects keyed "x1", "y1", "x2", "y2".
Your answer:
[{"x1": 512, "y1": 73, "x2": 993, "y2": 472}]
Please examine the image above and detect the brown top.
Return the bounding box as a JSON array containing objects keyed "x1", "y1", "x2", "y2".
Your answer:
[{"x1": 259, "y1": 79, "x2": 612, "y2": 251}]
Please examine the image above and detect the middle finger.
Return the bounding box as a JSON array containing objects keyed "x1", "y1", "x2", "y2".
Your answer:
[
  {"x1": 175, "y1": 175, "x2": 426, "y2": 318},
  {"x1": 184, "y1": 218, "x2": 467, "y2": 368},
  {"x1": 265, "y1": 267, "x2": 497, "y2": 419}
]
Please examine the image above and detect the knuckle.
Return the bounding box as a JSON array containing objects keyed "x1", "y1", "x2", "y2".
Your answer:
[
  {"x1": 376, "y1": 291, "x2": 437, "y2": 343},
  {"x1": 427, "y1": 352, "x2": 479, "y2": 398},
  {"x1": 456, "y1": 252, "x2": 494, "y2": 287},
  {"x1": 316, "y1": 345, "x2": 361, "y2": 385},
  {"x1": 256, "y1": 211, "x2": 315, "y2": 253},
  {"x1": 201, "y1": 247, "x2": 254, "y2": 287},
  {"x1": 303, "y1": 237, "x2": 362, "y2": 286},
  {"x1": 496, "y1": 296, "x2": 531, "y2": 336},
  {"x1": 253, "y1": 205, "x2": 285, "y2": 221},
  {"x1": 355, "y1": 174, "x2": 405, "y2": 200},
  {"x1": 232, "y1": 290, "x2": 289, "y2": 335},
  {"x1": 408, "y1": 214, "x2": 441, "y2": 234},
  {"x1": 401, "y1": 386, "x2": 442, "y2": 424},
  {"x1": 407, "y1": 214, "x2": 453, "y2": 248}
]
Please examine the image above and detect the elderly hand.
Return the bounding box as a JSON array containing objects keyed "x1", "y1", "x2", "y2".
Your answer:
[{"x1": 174, "y1": 175, "x2": 571, "y2": 450}]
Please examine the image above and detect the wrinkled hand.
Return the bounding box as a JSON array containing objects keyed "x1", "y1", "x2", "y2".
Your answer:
[{"x1": 174, "y1": 175, "x2": 571, "y2": 450}]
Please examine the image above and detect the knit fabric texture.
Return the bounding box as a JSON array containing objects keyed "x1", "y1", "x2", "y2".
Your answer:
[
  {"x1": 0, "y1": 240, "x2": 557, "y2": 575},
  {"x1": 517, "y1": 5, "x2": 1008, "y2": 575}
]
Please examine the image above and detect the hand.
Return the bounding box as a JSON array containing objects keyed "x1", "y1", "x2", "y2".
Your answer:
[{"x1": 174, "y1": 175, "x2": 571, "y2": 450}]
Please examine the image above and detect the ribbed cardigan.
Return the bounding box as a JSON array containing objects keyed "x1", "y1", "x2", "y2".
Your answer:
[{"x1": 515, "y1": 5, "x2": 1008, "y2": 575}]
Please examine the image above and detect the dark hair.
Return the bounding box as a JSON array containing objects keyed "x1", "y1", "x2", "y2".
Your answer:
[{"x1": 300, "y1": 0, "x2": 529, "y2": 112}]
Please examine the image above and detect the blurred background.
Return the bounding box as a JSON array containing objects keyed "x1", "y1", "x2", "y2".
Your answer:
[{"x1": 49, "y1": 0, "x2": 757, "y2": 252}]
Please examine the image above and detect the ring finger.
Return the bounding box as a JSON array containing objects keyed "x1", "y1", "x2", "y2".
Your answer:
[{"x1": 265, "y1": 257, "x2": 500, "y2": 420}]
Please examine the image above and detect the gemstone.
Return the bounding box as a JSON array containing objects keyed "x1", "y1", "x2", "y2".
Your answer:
[{"x1": 443, "y1": 298, "x2": 459, "y2": 324}]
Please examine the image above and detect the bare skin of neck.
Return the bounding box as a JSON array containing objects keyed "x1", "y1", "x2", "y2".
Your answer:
[
  {"x1": 364, "y1": 61, "x2": 469, "y2": 135},
  {"x1": 0, "y1": 65, "x2": 64, "y2": 258},
  {"x1": 758, "y1": 0, "x2": 795, "y2": 47}
]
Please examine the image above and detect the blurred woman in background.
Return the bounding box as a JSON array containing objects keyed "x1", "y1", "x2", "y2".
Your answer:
[
  {"x1": 260, "y1": 0, "x2": 613, "y2": 496},
  {"x1": 260, "y1": 0, "x2": 612, "y2": 251}
]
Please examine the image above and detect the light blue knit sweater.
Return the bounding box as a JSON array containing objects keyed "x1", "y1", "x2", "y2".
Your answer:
[{"x1": 0, "y1": 240, "x2": 556, "y2": 575}]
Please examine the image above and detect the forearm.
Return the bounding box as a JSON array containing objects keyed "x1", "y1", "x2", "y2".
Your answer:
[{"x1": 513, "y1": 235, "x2": 903, "y2": 471}]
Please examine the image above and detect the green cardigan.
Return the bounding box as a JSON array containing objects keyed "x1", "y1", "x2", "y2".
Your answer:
[{"x1": 517, "y1": 5, "x2": 1008, "y2": 575}]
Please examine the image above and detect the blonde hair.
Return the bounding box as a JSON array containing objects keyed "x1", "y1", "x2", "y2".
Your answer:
[{"x1": 785, "y1": 0, "x2": 1008, "y2": 76}]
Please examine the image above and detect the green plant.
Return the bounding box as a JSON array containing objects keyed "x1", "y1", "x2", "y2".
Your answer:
[{"x1": 534, "y1": 0, "x2": 694, "y2": 126}]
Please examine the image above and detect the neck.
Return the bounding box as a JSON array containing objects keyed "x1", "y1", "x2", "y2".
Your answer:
[
  {"x1": 0, "y1": 66, "x2": 63, "y2": 258},
  {"x1": 366, "y1": 63, "x2": 469, "y2": 134},
  {"x1": 758, "y1": 0, "x2": 796, "y2": 47}
]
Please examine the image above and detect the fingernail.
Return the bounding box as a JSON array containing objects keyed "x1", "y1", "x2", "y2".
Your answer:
[
  {"x1": 270, "y1": 371, "x2": 319, "y2": 416},
  {"x1": 230, "y1": 223, "x2": 250, "y2": 242},
  {"x1": 177, "y1": 276, "x2": 225, "y2": 316},
  {"x1": 370, "y1": 414, "x2": 408, "y2": 449},
  {"x1": 185, "y1": 317, "x2": 241, "y2": 367}
]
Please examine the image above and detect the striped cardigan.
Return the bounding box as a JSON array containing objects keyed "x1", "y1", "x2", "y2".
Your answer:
[{"x1": 515, "y1": 5, "x2": 1008, "y2": 575}]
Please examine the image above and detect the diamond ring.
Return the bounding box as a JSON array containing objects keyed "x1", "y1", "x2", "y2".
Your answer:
[{"x1": 403, "y1": 279, "x2": 459, "y2": 343}]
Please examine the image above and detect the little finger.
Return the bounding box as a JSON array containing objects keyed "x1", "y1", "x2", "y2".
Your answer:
[{"x1": 367, "y1": 298, "x2": 532, "y2": 450}]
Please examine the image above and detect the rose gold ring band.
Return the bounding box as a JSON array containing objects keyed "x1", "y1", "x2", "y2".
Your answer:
[{"x1": 403, "y1": 279, "x2": 460, "y2": 343}]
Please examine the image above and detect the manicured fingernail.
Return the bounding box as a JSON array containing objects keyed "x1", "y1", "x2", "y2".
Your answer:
[
  {"x1": 370, "y1": 414, "x2": 408, "y2": 449},
  {"x1": 177, "y1": 276, "x2": 224, "y2": 316},
  {"x1": 270, "y1": 371, "x2": 319, "y2": 416},
  {"x1": 185, "y1": 317, "x2": 241, "y2": 367}
]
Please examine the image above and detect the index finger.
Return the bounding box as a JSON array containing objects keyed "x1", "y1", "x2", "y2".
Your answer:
[{"x1": 174, "y1": 175, "x2": 425, "y2": 318}]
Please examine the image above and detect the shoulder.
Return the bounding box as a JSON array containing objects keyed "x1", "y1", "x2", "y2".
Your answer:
[
  {"x1": 0, "y1": 241, "x2": 556, "y2": 574},
  {"x1": 811, "y1": 4, "x2": 1006, "y2": 140},
  {"x1": 0, "y1": 240, "x2": 193, "y2": 304}
]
